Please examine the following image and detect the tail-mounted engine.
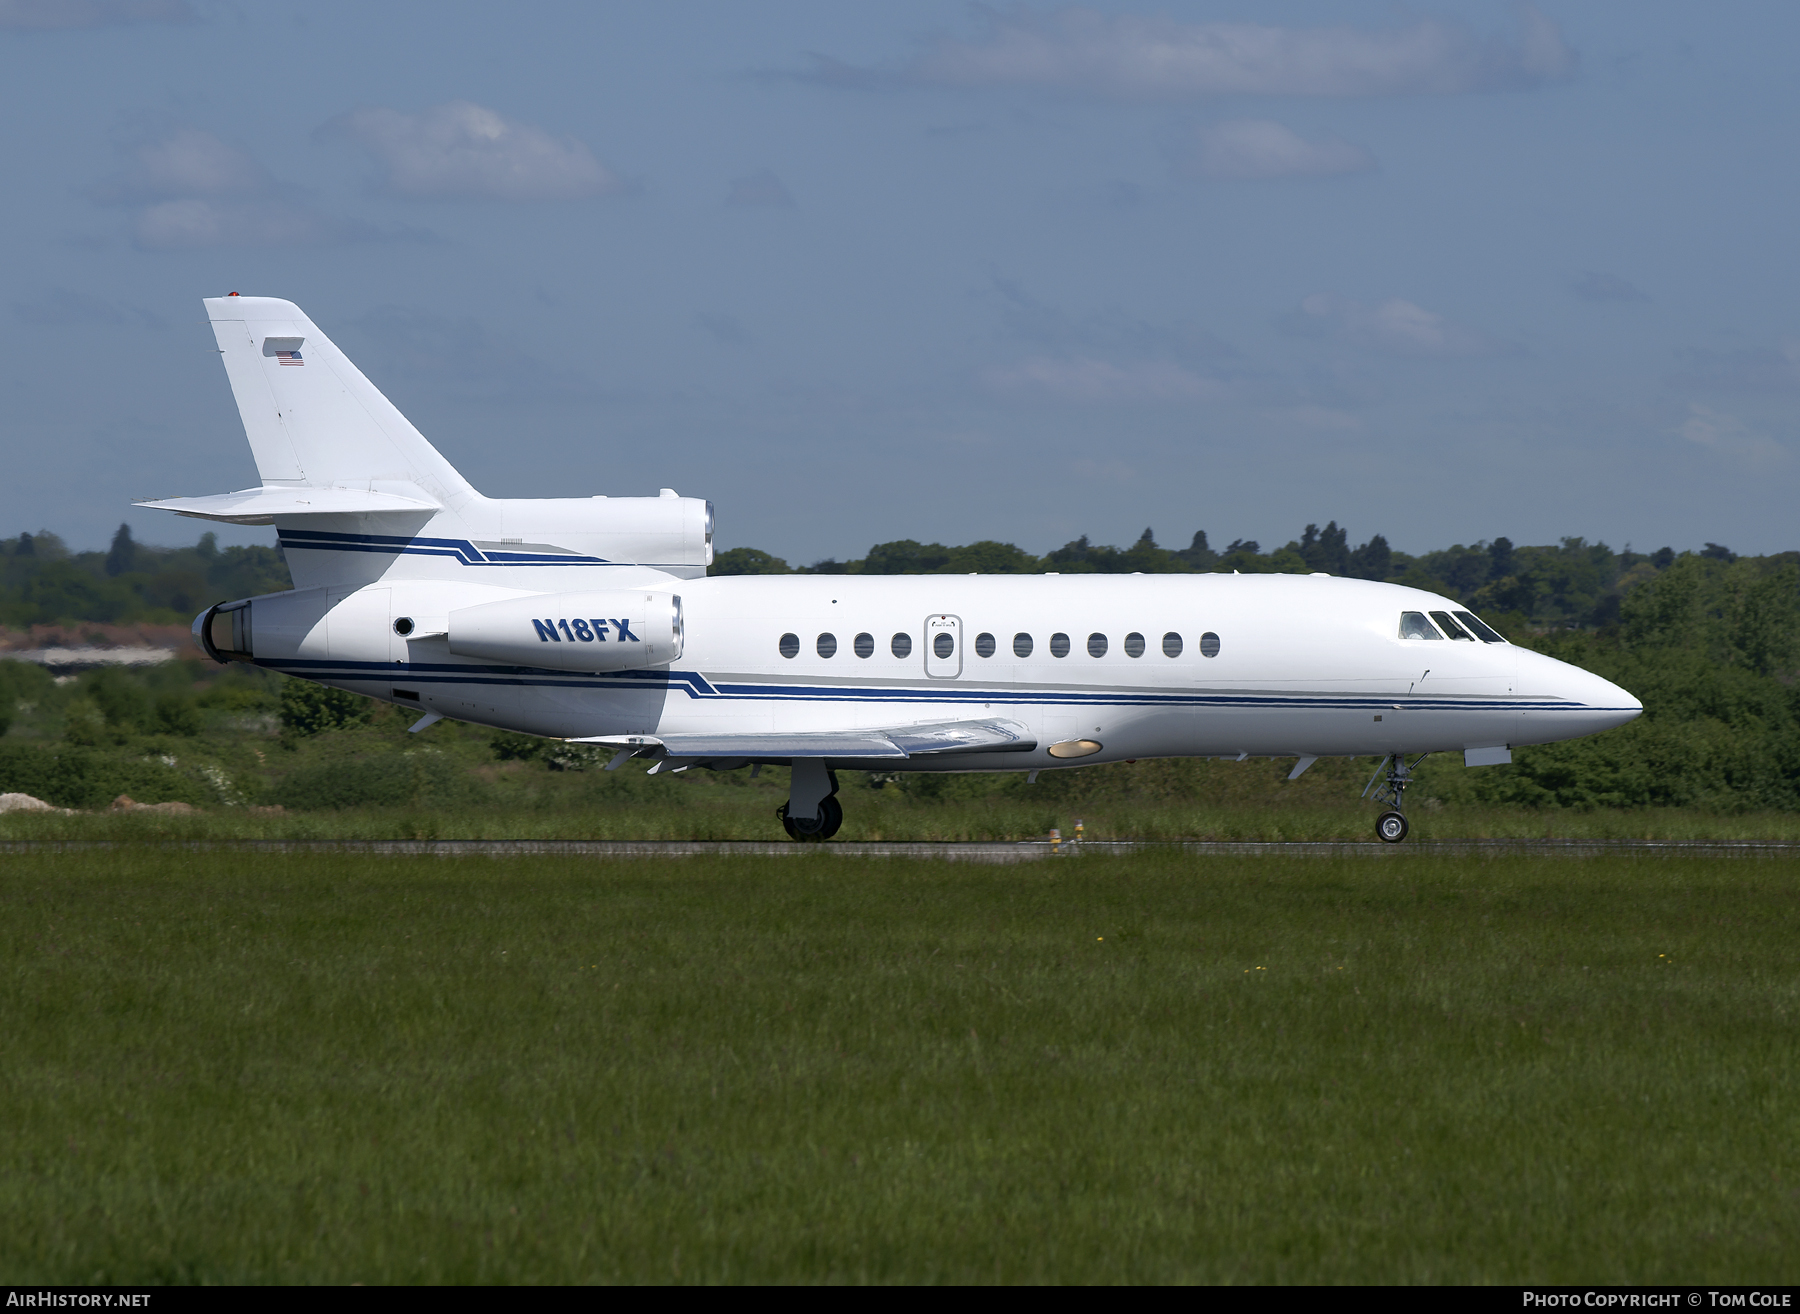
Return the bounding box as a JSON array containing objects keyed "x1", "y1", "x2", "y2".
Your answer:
[
  {"x1": 448, "y1": 590, "x2": 683, "y2": 671},
  {"x1": 195, "y1": 598, "x2": 254, "y2": 663}
]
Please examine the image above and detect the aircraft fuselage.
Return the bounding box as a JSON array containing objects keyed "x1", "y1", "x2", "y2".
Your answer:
[{"x1": 231, "y1": 569, "x2": 1639, "y2": 773}]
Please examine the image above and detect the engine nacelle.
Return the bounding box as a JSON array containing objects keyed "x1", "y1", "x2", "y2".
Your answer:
[{"x1": 448, "y1": 590, "x2": 683, "y2": 671}]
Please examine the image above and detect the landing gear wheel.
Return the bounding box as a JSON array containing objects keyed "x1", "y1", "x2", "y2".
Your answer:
[
  {"x1": 1376, "y1": 810, "x2": 1410, "y2": 844},
  {"x1": 777, "y1": 797, "x2": 843, "y2": 842}
]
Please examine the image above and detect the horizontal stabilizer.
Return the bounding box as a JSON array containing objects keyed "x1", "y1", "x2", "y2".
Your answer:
[
  {"x1": 582, "y1": 717, "x2": 1036, "y2": 761},
  {"x1": 135, "y1": 485, "x2": 442, "y2": 525}
]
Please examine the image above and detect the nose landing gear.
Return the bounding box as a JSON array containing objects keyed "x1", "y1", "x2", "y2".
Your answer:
[{"x1": 1363, "y1": 752, "x2": 1430, "y2": 844}]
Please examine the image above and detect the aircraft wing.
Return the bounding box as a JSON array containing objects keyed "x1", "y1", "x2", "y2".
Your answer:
[
  {"x1": 134, "y1": 485, "x2": 441, "y2": 524},
  {"x1": 582, "y1": 717, "x2": 1036, "y2": 761}
]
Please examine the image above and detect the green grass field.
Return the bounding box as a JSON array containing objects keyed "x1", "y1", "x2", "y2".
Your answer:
[{"x1": 3, "y1": 848, "x2": 1796, "y2": 1283}]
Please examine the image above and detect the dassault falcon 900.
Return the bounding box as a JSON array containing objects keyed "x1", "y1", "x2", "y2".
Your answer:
[{"x1": 144, "y1": 296, "x2": 1641, "y2": 843}]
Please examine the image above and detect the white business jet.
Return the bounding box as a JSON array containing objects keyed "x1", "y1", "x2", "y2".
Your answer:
[{"x1": 142, "y1": 296, "x2": 1641, "y2": 843}]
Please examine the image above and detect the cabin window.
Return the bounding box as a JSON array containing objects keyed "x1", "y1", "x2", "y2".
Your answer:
[
  {"x1": 1162, "y1": 631, "x2": 1182, "y2": 658},
  {"x1": 1430, "y1": 610, "x2": 1474, "y2": 641},
  {"x1": 1088, "y1": 632, "x2": 1108, "y2": 658},
  {"x1": 891, "y1": 632, "x2": 912, "y2": 659},
  {"x1": 1049, "y1": 632, "x2": 1071, "y2": 658},
  {"x1": 1454, "y1": 610, "x2": 1507, "y2": 644},
  {"x1": 817, "y1": 632, "x2": 837, "y2": 658},
  {"x1": 1013, "y1": 632, "x2": 1033, "y2": 658},
  {"x1": 975, "y1": 632, "x2": 996, "y2": 658},
  {"x1": 779, "y1": 632, "x2": 800, "y2": 658},
  {"x1": 1124, "y1": 632, "x2": 1145, "y2": 658},
  {"x1": 1200, "y1": 631, "x2": 1221, "y2": 658},
  {"x1": 853, "y1": 632, "x2": 874, "y2": 658},
  {"x1": 1399, "y1": 611, "x2": 1443, "y2": 640},
  {"x1": 933, "y1": 632, "x2": 954, "y2": 659}
]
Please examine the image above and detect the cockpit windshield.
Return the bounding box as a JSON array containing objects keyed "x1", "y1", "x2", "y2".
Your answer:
[
  {"x1": 1430, "y1": 610, "x2": 1474, "y2": 640},
  {"x1": 1452, "y1": 610, "x2": 1507, "y2": 643},
  {"x1": 1398, "y1": 611, "x2": 1442, "y2": 640}
]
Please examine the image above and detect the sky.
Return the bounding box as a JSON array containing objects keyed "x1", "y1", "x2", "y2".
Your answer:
[{"x1": 3, "y1": 1, "x2": 1799, "y2": 563}]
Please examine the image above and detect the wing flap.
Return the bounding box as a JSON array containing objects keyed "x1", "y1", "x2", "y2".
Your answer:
[
  {"x1": 581, "y1": 717, "x2": 1035, "y2": 760},
  {"x1": 886, "y1": 718, "x2": 1037, "y2": 755}
]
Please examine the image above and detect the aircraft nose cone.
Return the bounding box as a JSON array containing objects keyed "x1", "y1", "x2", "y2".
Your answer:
[
  {"x1": 1592, "y1": 674, "x2": 1643, "y2": 728},
  {"x1": 1516, "y1": 648, "x2": 1641, "y2": 741}
]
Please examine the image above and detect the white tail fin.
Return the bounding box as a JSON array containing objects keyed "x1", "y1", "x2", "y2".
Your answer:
[{"x1": 204, "y1": 295, "x2": 477, "y2": 509}]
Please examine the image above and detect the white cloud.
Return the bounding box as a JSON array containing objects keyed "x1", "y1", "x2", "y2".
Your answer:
[
  {"x1": 133, "y1": 199, "x2": 343, "y2": 250},
  {"x1": 1569, "y1": 271, "x2": 1647, "y2": 302},
  {"x1": 91, "y1": 128, "x2": 414, "y2": 249},
  {"x1": 726, "y1": 169, "x2": 795, "y2": 208},
  {"x1": 982, "y1": 355, "x2": 1226, "y2": 402},
  {"x1": 1281, "y1": 405, "x2": 1364, "y2": 433},
  {"x1": 1680, "y1": 404, "x2": 1784, "y2": 462},
  {"x1": 92, "y1": 127, "x2": 269, "y2": 203},
  {"x1": 1670, "y1": 338, "x2": 1800, "y2": 393},
  {"x1": 1285, "y1": 293, "x2": 1517, "y2": 359},
  {"x1": 324, "y1": 101, "x2": 623, "y2": 202},
  {"x1": 341, "y1": 305, "x2": 597, "y2": 402},
  {"x1": 1070, "y1": 457, "x2": 1138, "y2": 484},
  {"x1": 911, "y1": 5, "x2": 1576, "y2": 99},
  {"x1": 11, "y1": 288, "x2": 162, "y2": 327},
  {"x1": 0, "y1": 0, "x2": 188, "y2": 29},
  {"x1": 697, "y1": 312, "x2": 751, "y2": 346},
  {"x1": 1180, "y1": 120, "x2": 1374, "y2": 181}
]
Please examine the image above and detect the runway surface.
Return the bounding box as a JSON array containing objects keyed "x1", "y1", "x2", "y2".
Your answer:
[{"x1": 2, "y1": 839, "x2": 1796, "y2": 861}]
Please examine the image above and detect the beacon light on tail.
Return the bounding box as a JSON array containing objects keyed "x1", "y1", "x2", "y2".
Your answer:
[
  {"x1": 447, "y1": 591, "x2": 683, "y2": 672},
  {"x1": 144, "y1": 295, "x2": 1641, "y2": 844}
]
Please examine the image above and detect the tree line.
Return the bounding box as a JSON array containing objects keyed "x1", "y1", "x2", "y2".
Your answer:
[
  {"x1": 0, "y1": 525, "x2": 289, "y2": 630},
  {"x1": 712, "y1": 523, "x2": 1774, "y2": 635},
  {"x1": 0, "y1": 520, "x2": 1779, "y2": 642},
  {"x1": 0, "y1": 520, "x2": 1796, "y2": 813}
]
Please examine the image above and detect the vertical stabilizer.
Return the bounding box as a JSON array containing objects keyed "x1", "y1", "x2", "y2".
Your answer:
[{"x1": 204, "y1": 296, "x2": 477, "y2": 509}]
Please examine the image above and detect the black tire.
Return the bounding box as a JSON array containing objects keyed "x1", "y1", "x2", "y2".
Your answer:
[
  {"x1": 1376, "y1": 810, "x2": 1409, "y2": 844},
  {"x1": 777, "y1": 801, "x2": 830, "y2": 842},
  {"x1": 817, "y1": 795, "x2": 843, "y2": 839}
]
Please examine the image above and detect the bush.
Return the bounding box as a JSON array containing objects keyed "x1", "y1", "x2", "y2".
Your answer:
[
  {"x1": 0, "y1": 660, "x2": 55, "y2": 738},
  {"x1": 279, "y1": 679, "x2": 373, "y2": 737},
  {"x1": 273, "y1": 750, "x2": 483, "y2": 811},
  {"x1": 0, "y1": 743, "x2": 212, "y2": 809},
  {"x1": 153, "y1": 693, "x2": 202, "y2": 737},
  {"x1": 82, "y1": 668, "x2": 150, "y2": 731}
]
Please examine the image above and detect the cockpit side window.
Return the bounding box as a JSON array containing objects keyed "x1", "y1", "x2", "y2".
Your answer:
[
  {"x1": 1454, "y1": 610, "x2": 1507, "y2": 644},
  {"x1": 1430, "y1": 610, "x2": 1474, "y2": 641},
  {"x1": 1399, "y1": 611, "x2": 1443, "y2": 640}
]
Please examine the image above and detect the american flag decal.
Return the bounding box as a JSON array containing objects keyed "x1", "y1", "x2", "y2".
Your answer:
[{"x1": 276, "y1": 350, "x2": 303, "y2": 366}]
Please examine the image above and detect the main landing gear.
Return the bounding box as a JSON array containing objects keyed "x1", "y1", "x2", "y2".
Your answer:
[
  {"x1": 778, "y1": 759, "x2": 843, "y2": 841},
  {"x1": 1363, "y1": 752, "x2": 1430, "y2": 844}
]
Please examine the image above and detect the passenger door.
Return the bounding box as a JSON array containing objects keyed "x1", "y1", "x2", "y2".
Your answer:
[{"x1": 925, "y1": 614, "x2": 961, "y2": 679}]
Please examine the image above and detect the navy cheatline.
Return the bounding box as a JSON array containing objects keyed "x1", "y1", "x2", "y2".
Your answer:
[
  {"x1": 249, "y1": 656, "x2": 1620, "y2": 715},
  {"x1": 279, "y1": 528, "x2": 612, "y2": 567}
]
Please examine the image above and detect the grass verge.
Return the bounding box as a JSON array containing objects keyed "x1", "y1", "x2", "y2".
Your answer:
[{"x1": 2, "y1": 849, "x2": 1796, "y2": 1282}]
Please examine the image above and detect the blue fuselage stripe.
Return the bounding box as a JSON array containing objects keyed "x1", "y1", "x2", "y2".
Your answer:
[
  {"x1": 253, "y1": 657, "x2": 1611, "y2": 713},
  {"x1": 278, "y1": 529, "x2": 610, "y2": 567}
]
